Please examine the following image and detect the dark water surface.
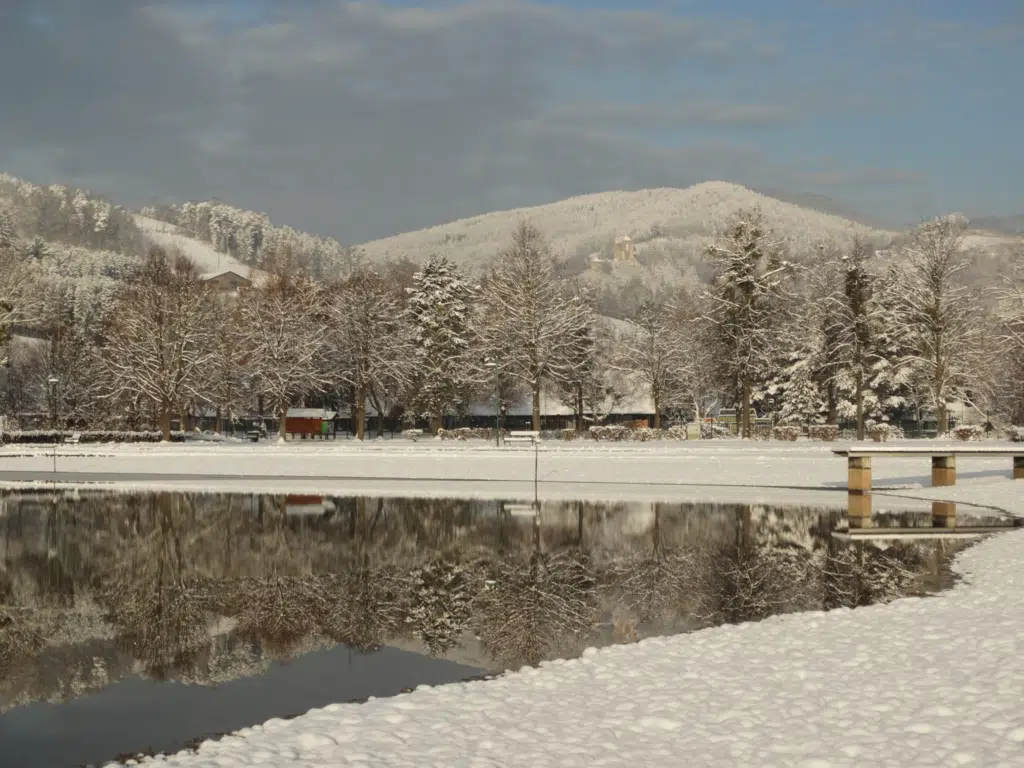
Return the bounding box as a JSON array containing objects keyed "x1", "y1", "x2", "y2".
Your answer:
[{"x1": 0, "y1": 490, "x2": 1007, "y2": 767}]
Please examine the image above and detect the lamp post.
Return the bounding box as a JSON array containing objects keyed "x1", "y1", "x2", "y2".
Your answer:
[
  {"x1": 484, "y1": 359, "x2": 499, "y2": 446},
  {"x1": 48, "y1": 376, "x2": 60, "y2": 474}
]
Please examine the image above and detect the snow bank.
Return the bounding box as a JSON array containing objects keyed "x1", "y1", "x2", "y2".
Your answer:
[{"x1": 125, "y1": 522, "x2": 1024, "y2": 767}]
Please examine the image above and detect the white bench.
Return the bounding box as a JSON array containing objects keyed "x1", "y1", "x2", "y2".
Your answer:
[
  {"x1": 505, "y1": 430, "x2": 540, "y2": 446},
  {"x1": 834, "y1": 444, "x2": 1024, "y2": 491},
  {"x1": 65, "y1": 432, "x2": 81, "y2": 445}
]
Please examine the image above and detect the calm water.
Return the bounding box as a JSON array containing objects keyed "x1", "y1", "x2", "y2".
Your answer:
[{"x1": 0, "y1": 490, "x2": 1001, "y2": 766}]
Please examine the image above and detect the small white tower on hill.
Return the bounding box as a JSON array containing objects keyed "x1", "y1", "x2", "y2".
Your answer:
[{"x1": 613, "y1": 234, "x2": 636, "y2": 263}]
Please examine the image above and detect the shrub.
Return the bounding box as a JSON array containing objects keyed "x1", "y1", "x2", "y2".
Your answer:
[
  {"x1": 632, "y1": 427, "x2": 659, "y2": 442},
  {"x1": 772, "y1": 425, "x2": 801, "y2": 442},
  {"x1": 750, "y1": 424, "x2": 772, "y2": 441},
  {"x1": 589, "y1": 425, "x2": 631, "y2": 441},
  {"x1": 0, "y1": 430, "x2": 186, "y2": 445},
  {"x1": 1005, "y1": 426, "x2": 1024, "y2": 443},
  {"x1": 700, "y1": 422, "x2": 735, "y2": 440},
  {"x1": 401, "y1": 429, "x2": 423, "y2": 441},
  {"x1": 951, "y1": 424, "x2": 985, "y2": 442},
  {"x1": 808, "y1": 425, "x2": 838, "y2": 442},
  {"x1": 561, "y1": 429, "x2": 578, "y2": 441},
  {"x1": 665, "y1": 425, "x2": 688, "y2": 441},
  {"x1": 868, "y1": 424, "x2": 903, "y2": 442}
]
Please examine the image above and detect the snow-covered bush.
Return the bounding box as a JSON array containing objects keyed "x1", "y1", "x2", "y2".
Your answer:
[
  {"x1": 1005, "y1": 426, "x2": 1024, "y2": 443},
  {"x1": 772, "y1": 425, "x2": 801, "y2": 442},
  {"x1": 750, "y1": 424, "x2": 772, "y2": 441},
  {"x1": 0, "y1": 430, "x2": 186, "y2": 445},
  {"x1": 589, "y1": 425, "x2": 631, "y2": 441},
  {"x1": 869, "y1": 424, "x2": 903, "y2": 442},
  {"x1": 665, "y1": 425, "x2": 688, "y2": 441},
  {"x1": 807, "y1": 425, "x2": 838, "y2": 442},
  {"x1": 561, "y1": 429, "x2": 579, "y2": 441},
  {"x1": 402, "y1": 429, "x2": 423, "y2": 441},
  {"x1": 951, "y1": 425, "x2": 985, "y2": 442},
  {"x1": 632, "y1": 428, "x2": 659, "y2": 442}
]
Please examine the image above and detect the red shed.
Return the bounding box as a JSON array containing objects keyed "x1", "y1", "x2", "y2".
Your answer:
[{"x1": 284, "y1": 408, "x2": 337, "y2": 439}]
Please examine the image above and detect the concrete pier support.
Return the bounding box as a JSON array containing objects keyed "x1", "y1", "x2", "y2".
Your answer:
[
  {"x1": 931, "y1": 455, "x2": 956, "y2": 487},
  {"x1": 847, "y1": 492, "x2": 872, "y2": 529},
  {"x1": 1014, "y1": 456, "x2": 1024, "y2": 480},
  {"x1": 932, "y1": 501, "x2": 957, "y2": 528},
  {"x1": 848, "y1": 456, "x2": 872, "y2": 492}
]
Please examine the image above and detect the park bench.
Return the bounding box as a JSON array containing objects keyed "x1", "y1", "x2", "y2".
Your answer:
[
  {"x1": 834, "y1": 445, "x2": 1024, "y2": 492},
  {"x1": 505, "y1": 430, "x2": 540, "y2": 446},
  {"x1": 65, "y1": 432, "x2": 81, "y2": 445}
]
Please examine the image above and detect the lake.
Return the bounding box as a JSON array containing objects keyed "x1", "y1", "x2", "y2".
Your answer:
[{"x1": 0, "y1": 490, "x2": 1006, "y2": 766}]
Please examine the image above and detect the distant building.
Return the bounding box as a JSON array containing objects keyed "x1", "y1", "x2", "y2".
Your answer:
[
  {"x1": 284, "y1": 408, "x2": 338, "y2": 439},
  {"x1": 588, "y1": 254, "x2": 604, "y2": 272},
  {"x1": 613, "y1": 235, "x2": 636, "y2": 263},
  {"x1": 201, "y1": 270, "x2": 252, "y2": 292}
]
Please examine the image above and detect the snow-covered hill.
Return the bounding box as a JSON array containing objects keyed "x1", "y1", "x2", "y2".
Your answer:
[
  {"x1": 133, "y1": 215, "x2": 251, "y2": 278},
  {"x1": 350, "y1": 182, "x2": 890, "y2": 275}
]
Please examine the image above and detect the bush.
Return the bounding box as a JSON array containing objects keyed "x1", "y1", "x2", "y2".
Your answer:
[
  {"x1": 401, "y1": 429, "x2": 423, "y2": 441},
  {"x1": 750, "y1": 424, "x2": 772, "y2": 441},
  {"x1": 561, "y1": 429, "x2": 578, "y2": 441},
  {"x1": 1006, "y1": 426, "x2": 1024, "y2": 443},
  {"x1": 0, "y1": 430, "x2": 186, "y2": 445},
  {"x1": 772, "y1": 425, "x2": 801, "y2": 441},
  {"x1": 632, "y1": 427, "x2": 659, "y2": 442},
  {"x1": 437, "y1": 427, "x2": 505, "y2": 441},
  {"x1": 665, "y1": 425, "x2": 688, "y2": 441},
  {"x1": 868, "y1": 423, "x2": 903, "y2": 442},
  {"x1": 588, "y1": 425, "x2": 631, "y2": 441},
  {"x1": 700, "y1": 422, "x2": 735, "y2": 440},
  {"x1": 951, "y1": 424, "x2": 985, "y2": 442},
  {"x1": 808, "y1": 425, "x2": 838, "y2": 442}
]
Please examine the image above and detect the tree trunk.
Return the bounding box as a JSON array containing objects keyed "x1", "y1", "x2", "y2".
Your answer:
[
  {"x1": 826, "y1": 381, "x2": 837, "y2": 425},
  {"x1": 855, "y1": 370, "x2": 865, "y2": 441},
  {"x1": 653, "y1": 391, "x2": 661, "y2": 431},
  {"x1": 937, "y1": 400, "x2": 948, "y2": 437},
  {"x1": 741, "y1": 379, "x2": 752, "y2": 439},
  {"x1": 160, "y1": 405, "x2": 172, "y2": 442},
  {"x1": 532, "y1": 381, "x2": 541, "y2": 432},
  {"x1": 355, "y1": 384, "x2": 366, "y2": 440},
  {"x1": 429, "y1": 415, "x2": 442, "y2": 435},
  {"x1": 575, "y1": 384, "x2": 584, "y2": 432},
  {"x1": 257, "y1": 393, "x2": 265, "y2": 419},
  {"x1": 278, "y1": 404, "x2": 288, "y2": 441},
  {"x1": 215, "y1": 405, "x2": 223, "y2": 435}
]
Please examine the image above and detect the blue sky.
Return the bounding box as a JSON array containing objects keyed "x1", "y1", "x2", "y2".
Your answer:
[{"x1": 1, "y1": 0, "x2": 1021, "y2": 239}]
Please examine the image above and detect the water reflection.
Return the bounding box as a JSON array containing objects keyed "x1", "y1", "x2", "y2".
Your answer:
[{"x1": 0, "y1": 491, "x2": 972, "y2": 715}]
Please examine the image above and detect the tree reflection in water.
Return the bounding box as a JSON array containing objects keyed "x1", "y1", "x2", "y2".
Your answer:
[{"x1": 0, "y1": 492, "x2": 971, "y2": 711}]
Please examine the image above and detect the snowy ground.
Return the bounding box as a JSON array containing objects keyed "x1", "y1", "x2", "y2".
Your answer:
[
  {"x1": 3, "y1": 440, "x2": 1023, "y2": 767},
  {"x1": 133, "y1": 215, "x2": 251, "y2": 278}
]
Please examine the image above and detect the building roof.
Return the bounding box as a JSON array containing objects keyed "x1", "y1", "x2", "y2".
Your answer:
[
  {"x1": 285, "y1": 408, "x2": 338, "y2": 420},
  {"x1": 200, "y1": 270, "x2": 252, "y2": 283}
]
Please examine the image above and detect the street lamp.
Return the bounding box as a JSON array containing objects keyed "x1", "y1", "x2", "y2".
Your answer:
[
  {"x1": 483, "y1": 359, "x2": 499, "y2": 446},
  {"x1": 48, "y1": 376, "x2": 60, "y2": 474}
]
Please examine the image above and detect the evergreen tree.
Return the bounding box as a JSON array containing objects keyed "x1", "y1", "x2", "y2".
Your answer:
[{"x1": 405, "y1": 255, "x2": 475, "y2": 432}]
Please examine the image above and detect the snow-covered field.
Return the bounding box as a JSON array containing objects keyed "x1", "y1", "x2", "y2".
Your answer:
[
  {"x1": 1, "y1": 439, "x2": 1021, "y2": 510},
  {"x1": 3, "y1": 440, "x2": 1022, "y2": 767},
  {"x1": 133, "y1": 215, "x2": 251, "y2": 278}
]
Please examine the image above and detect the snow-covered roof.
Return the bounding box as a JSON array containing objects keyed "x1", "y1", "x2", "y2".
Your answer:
[
  {"x1": 200, "y1": 270, "x2": 251, "y2": 283},
  {"x1": 285, "y1": 408, "x2": 337, "y2": 420}
]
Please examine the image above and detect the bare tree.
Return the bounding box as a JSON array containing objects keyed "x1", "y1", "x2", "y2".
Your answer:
[
  {"x1": 99, "y1": 249, "x2": 217, "y2": 440},
  {"x1": 613, "y1": 299, "x2": 688, "y2": 429},
  {"x1": 236, "y1": 271, "x2": 327, "y2": 440},
  {"x1": 704, "y1": 208, "x2": 792, "y2": 437},
  {"x1": 477, "y1": 222, "x2": 592, "y2": 431},
  {"x1": 327, "y1": 269, "x2": 415, "y2": 439},
  {"x1": 896, "y1": 215, "x2": 984, "y2": 435}
]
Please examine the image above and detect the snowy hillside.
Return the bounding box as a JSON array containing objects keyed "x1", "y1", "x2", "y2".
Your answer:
[
  {"x1": 133, "y1": 215, "x2": 251, "y2": 278},
  {"x1": 350, "y1": 182, "x2": 889, "y2": 275}
]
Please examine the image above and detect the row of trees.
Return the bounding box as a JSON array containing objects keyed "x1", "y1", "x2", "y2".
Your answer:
[{"x1": 2, "y1": 207, "x2": 1022, "y2": 439}]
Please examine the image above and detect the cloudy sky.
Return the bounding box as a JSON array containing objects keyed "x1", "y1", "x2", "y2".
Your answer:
[{"x1": 1, "y1": 0, "x2": 1021, "y2": 242}]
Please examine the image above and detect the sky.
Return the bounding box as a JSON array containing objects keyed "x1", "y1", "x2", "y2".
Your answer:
[{"x1": 0, "y1": 0, "x2": 1021, "y2": 243}]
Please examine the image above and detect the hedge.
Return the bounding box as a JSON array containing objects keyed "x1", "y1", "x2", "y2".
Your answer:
[{"x1": 0, "y1": 430, "x2": 187, "y2": 445}]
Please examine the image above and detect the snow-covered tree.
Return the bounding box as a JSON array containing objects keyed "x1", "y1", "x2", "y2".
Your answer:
[
  {"x1": 704, "y1": 208, "x2": 792, "y2": 437},
  {"x1": 895, "y1": 215, "x2": 984, "y2": 434},
  {"x1": 404, "y1": 256, "x2": 475, "y2": 432},
  {"x1": 404, "y1": 560, "x2": 477, "y2": 657},
  {"x1": 476, "y1": 221, "x2": 592, "y2": 430},
  {"x1": 327, "y1": 269, "x2": 415, "y2": 439},
  {"x1": 613, "y1": 299, "x2": 688, "y2": 429},
  {"x1": 99, "y1": 250, "x2": 217, "y2": 440},
  {"x1": 235, "y1": 271, "x2": 327, "y2": 440}
]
